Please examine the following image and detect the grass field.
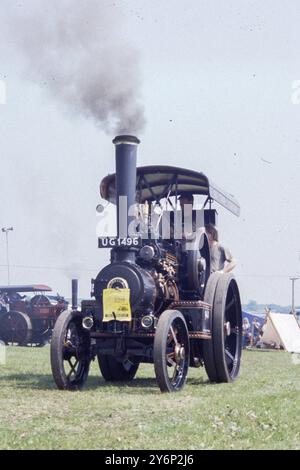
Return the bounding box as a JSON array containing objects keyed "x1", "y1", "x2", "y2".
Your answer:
[{"x1": 0, "y1": 346, "x2": 299, "y2": 450}]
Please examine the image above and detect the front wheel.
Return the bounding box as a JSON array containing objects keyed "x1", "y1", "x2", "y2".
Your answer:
[
  {"x1": 50, "y1": 310, "x2": 91, "y2": 390},
  {"x1": 154, "y1": 310, "x2": 190, "y2": 393}
]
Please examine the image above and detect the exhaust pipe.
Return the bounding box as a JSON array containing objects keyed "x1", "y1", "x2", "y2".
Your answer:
[
  {"x1": 72, "y1": 279, "x2": 78, "y2": 310},
  {"x1": 113, "y1": 135, "x2": 140, "y2": 262}
]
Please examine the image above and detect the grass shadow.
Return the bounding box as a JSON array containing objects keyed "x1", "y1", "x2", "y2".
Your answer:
[
  {"x1": 0, "y1": 372, "x2": 55, "y2": 390},
  {"x1": 0, "y1": 372, "x2": 160, "y2": 393},
  {"x1": 187, "y1": 377, "x2": 211, "y2": 386},
  {"x1": 96, "y1": 376, "x2": 159, "y2": 391}
]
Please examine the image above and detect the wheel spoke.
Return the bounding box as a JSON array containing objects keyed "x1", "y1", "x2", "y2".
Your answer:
[
  {"x1": 172, "y1": 363, "x2": 183, "y2": 384},
  {"x1": 225, "y1": 297, "x2": 235, "y2": 312},
  {"x1": 67, "y1": 358, "x2": 79, "y2": 379},
  {"x1": 225, "y1": 348, "x2": 234, "y2": 363},
  {"x1": 167, "y1": 352, "x2": 175, "y2": 359},
  {"x1": 167, "y1": 352, "x2": 176, "y2": 367},
  {"x1": 171, "y1": 364, "x2": 179, "y2": 381},
  {"x1": 170, "y1": 326, "x2": 178, "y2": 345},
  {"x1": 168, "y1": 358, "x2": 176, "y2": 367}
]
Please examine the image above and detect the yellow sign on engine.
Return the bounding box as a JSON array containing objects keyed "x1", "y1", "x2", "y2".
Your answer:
[{"x1": 102, "y1": 288, "x2": 132, "y2": 322}]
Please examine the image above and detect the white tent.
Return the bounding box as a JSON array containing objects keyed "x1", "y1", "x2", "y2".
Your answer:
[{"x1": 261, "y1": 312, "x2": 300, "y2": 353}]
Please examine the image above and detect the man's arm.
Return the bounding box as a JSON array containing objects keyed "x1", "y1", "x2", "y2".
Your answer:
[
  {"x1": 223, "y1": 257, "x2": 237, "y2": 273},
  {"x1": 220, "y1": 246, "x2": 237, "y2": 273}
]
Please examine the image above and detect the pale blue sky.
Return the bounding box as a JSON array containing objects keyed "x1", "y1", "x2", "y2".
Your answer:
[{"x1": 0, "y1": 0, "x2": 299, "y2": 305}]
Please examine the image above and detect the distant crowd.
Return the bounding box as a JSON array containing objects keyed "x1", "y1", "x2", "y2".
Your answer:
[{"x1": 242, "y1": 317, "x2": 263, "y2": 348}]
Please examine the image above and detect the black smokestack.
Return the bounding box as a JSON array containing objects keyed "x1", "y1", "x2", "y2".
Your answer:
[
  {"x1": 113, "y1": 135, "x2": 140, "y2": 262},
  {"x1": 72, "y1": 279, "x2": 78, "y2": 310}
]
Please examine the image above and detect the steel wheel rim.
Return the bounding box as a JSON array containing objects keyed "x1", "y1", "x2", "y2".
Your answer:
[
  {"x1": 224, "y1": 281, "x2": 242, "y2": 379},
  {"x1": 62, "y1": 320, "x2": 89, "y2": 386},
  {"x1": 165, "y1": 318, "x2": 189, "y2": 390}
]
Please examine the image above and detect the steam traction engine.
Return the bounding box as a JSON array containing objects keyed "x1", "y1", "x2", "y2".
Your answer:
[
  {"x1": 0, "y1": 285, "x2": 68, "y2": 346},
  {"x1": 51, "y1": 136, "x2": 242, "y2": 392}
]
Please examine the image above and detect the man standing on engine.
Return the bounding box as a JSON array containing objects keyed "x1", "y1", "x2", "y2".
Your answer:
[{"x1": 205, "y1": 223, "x2": 237, "y2": 273}]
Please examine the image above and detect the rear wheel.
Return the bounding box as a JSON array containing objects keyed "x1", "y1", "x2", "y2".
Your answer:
[
  {"x1": 202, "y1": 273, "x2": 222, "y2": 382},
  {"x1": 0, "y1": 311, "x2": 32, "y2": 346},
  {"x1": 154, "y1": 309, "x2": 190, "y2": 392},
  {"x1": 98, "y1": 354, "x2": 139, "y2": 381},
  {"x1": 50, "y1": 310, "x2": 91, "y2": 390},
  {"x1": 203, "y1": 273, "x2": 242, "y2": 383}
]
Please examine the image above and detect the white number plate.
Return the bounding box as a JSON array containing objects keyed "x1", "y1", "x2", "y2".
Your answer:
[{"x1": 98, "y1": 237, "x2": 141, "y2": 248}]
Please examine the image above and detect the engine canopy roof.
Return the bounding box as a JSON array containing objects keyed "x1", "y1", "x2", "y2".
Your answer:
[
  {"x1": 100, "y1": 165, "x2": 240, "y2": 217},
  {"x1": 0, "y1": 285, "x2": 52, "y2": 294}
]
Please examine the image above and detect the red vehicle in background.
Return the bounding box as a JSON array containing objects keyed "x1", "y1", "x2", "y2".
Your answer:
[{"x1": 0, "y1": 285, "x2": 68, "y2": 346}]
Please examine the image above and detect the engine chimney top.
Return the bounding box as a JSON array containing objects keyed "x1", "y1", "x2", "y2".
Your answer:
[
  {"x1": 71, "y1": 279, "x2": 78, "y2": 311},
  {"x1": 113, "y1": 135, "x2": 140, "y2": 146}
]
